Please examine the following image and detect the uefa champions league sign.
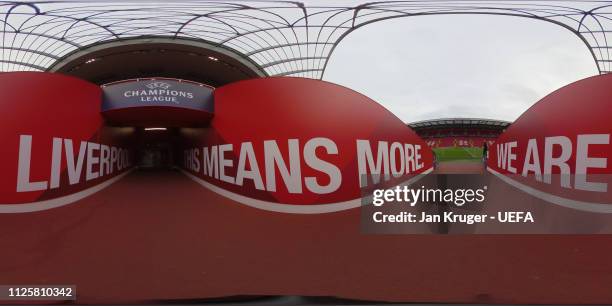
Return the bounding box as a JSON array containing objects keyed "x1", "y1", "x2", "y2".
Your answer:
[{"x1": 101, "y1": 78, "x2": 214, "y2": 112}]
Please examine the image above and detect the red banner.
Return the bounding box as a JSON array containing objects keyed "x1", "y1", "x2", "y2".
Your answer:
[
  {"x1": 0, "y1": 72, "x2": 134, "y2": 212},
  {"x1": 488, "y1": 74, "x2": 612, "y2": 208},
  {"x1": 179, "y1": 77, "x2": 433, "y2": 213}
]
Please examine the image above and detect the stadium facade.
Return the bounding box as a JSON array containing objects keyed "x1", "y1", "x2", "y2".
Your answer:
[{"x1": 409, "y1": 118, "x2": 511, "y2": 148}]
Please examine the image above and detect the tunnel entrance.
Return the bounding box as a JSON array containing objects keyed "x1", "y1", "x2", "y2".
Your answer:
[
  {"x1": 99, "y1": 77, "x2": 214, "y2": 172},
  {"x1": 45, "y1": 38, "x2": 266, "y2": 175}
]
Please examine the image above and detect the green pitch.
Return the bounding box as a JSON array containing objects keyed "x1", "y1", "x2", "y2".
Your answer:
[{"x1": 433, "y1": 147, "x2": 483, "y2": 162}]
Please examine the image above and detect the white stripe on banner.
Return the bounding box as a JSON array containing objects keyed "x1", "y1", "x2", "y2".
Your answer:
[
  {"x1": 180, "y1": 167, "x2": 433, "y2": 214},
  {"x1": 0, "y1": 169, "x2": 134, "y2": 213},
  {"x1": 487, "y1": 167, "x2": 612, "y2": 213}
]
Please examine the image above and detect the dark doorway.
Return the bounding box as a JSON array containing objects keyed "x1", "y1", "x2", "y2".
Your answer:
[
  {"x1": 135, "y1": 128, "x2": 178, "y2": 170},
  {"x1": 139, "y1": 142, "x2": 173, "y2": 169}
]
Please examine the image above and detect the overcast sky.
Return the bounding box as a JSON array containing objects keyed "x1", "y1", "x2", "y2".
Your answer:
[{"x1": 322, "y1": 14, "x2": 598, "y2": 123}]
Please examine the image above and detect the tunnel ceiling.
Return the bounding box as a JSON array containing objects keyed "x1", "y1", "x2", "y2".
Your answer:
[
  {"x1": 48, "y1": 38, "x2": 266, "y2": 86},
  {"x1": 0, "y1": 1, "x2": 611, "y2": 79}
]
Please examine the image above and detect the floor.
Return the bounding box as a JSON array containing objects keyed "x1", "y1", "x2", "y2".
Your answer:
[{"x1": 1, "y1": 169, "x2": 611, "y2": 304}]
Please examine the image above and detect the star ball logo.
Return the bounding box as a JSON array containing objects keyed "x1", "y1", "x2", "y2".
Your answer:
[{"x1": 145, "y1": 81, "x2": 171, "y2": 90}]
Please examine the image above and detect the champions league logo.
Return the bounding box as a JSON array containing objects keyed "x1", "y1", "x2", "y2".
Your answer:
[
  {"x1": 123, "y1": 80, "x2": 195, "y2": 104},
  {"x1": 101, "y1": 78, "x2": 214, "y2": 120}
]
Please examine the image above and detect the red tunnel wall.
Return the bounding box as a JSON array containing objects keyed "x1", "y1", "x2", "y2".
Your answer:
[
  {"x1": 0, "y1": 72, "x2": 136, "y2": 206},
  {"x1": 488, "y1": 74, "x2": 612, "y2": 203},
  {"x1": 178, "y1": 77, "x2": 433, "y2": 207}
]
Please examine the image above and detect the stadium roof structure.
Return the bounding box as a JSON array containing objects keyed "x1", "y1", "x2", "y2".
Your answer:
[
  {"x1": 408, "y1": 118, "x2": 512, "y2": 129},
  {"x1": 1, "y1": 0, "x2": 612, "y2": 79}
]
